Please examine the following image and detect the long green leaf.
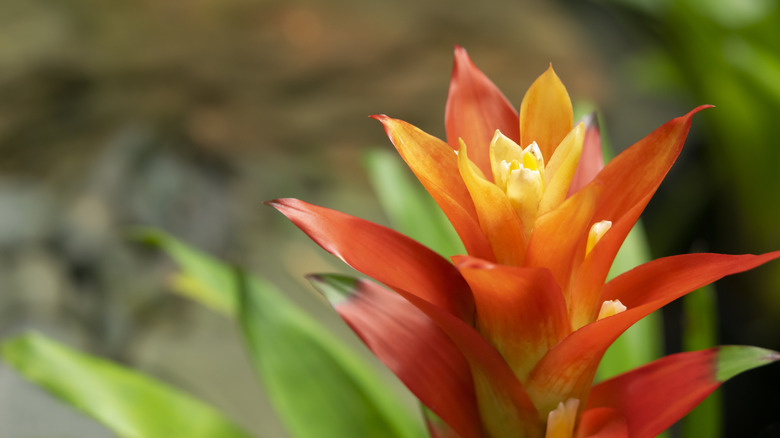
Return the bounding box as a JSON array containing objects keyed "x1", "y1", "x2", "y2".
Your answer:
[
  {"x1": 682, "y1": 285, "x2": 721, "y2": 438},
  {"x1": 141, "y1": 229, "x2": 426, "y2": 438},
  {"x1": 1, "y1": 333, "x2": 253, "y2": 438}
]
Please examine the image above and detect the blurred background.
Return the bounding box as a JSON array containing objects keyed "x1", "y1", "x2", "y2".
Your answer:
[{"x1": 0, "y1": 0, "x2": 778, "y2": 436}]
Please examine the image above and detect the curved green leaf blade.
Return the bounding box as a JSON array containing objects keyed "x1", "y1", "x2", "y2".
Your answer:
[
  {"x1": 134, "y1": 227, "x2": 236, "y2": 315},
  {"x1": 237, "y1": 272, "x2": 426, "y2": 438},
  {"x1": 1, "y1": 333, "x2": 253, "y2": 438},
  {"x1": 716, "y1": 345, "x2": 780, "y2": 382}
]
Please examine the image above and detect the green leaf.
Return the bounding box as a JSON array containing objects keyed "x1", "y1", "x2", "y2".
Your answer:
[
  {"x1": 681, "y1": 286, "x2": 721, "y2": 438},
  {"x1": 308, "y1": 272, "x2": 357, "y2": 305},
  {"x1": 716, "y1": 345, "x2": 780, "y2": 382},
  {"x1": 364, "y1": 149, "x2": 465, "y2": 258},
  {"x1": 133, "y1": 227, "x2": 237, "y2": 316},
  {"x1": 141, "y1": 229, "x2": 426, "y2": 438},
  {"x1": 237, "y1": 271, "x2": 426, "y2": 438},
  {"x1": 1, "y1": 333, "x2": 253, "y2": 438}
]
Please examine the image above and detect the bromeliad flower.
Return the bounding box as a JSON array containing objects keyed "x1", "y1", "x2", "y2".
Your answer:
[{"x1": 269, "y1": 47, "x2": 780, "y2": 437}]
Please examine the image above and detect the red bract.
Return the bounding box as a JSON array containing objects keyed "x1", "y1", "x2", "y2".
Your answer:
[{"x1": 270, "y1": 47, "x2": 780, "y2": 437}]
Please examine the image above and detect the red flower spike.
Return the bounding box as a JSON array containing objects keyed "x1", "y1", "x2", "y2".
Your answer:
[
  {"x1": 270, "y1": 46, "x2": 780, "y2": 437},
  {"x1": 267, "y1": 198, "x2": 475, "y2": 323},
  {"x1": 373, "y1": 115, "x2": 495, "y2": 261},
  {"x1": 309, "y1": 275, "x2": 484, "y2": 438},
  {"x1": 454, "y1": 257, "x2": 571, "y2": 382},
  {"x1": 446, "y1": 46, "x2": 520, "y2": 178}
]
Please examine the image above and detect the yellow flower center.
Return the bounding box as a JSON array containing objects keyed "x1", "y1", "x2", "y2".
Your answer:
[{"x1": 489, "y1": 131, "x2": 545, "y2": 236}]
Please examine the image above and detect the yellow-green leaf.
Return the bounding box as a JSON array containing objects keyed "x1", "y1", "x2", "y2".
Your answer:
[{"x1": 1, "y1": 333, "x2": 253, "y2": 438}]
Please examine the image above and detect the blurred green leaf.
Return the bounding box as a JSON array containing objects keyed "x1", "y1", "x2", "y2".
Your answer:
[
  {"x1": 307, "y1": 272, "x2": 357, "y2": 305},
  {"x1": 682, "y1": 285, "x2": 719, "y2": 354},
  {"x1": 716, "y1": 345, "x2": 780, "y2": 382},
  {"x1": 682, "y1": 286, "x2": 721, "y2": 438},
  {"x1": 134, "y1": 227, "x2": 236, "y2": 316},
  {"x1": 143, "y1": 229, "x2": 426, "y2": 438},
  {"x1": 1, "y1": 333, "x2": 253, "y2": 438},
  {"x1": 365, "y1": 148, "x2": 465, "y2": 258}
]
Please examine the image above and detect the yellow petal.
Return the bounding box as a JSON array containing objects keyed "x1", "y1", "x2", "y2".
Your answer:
[
  {"x1": 505, "y1": 166, "x2": 543, "y2": 237},
  {"x1": 489, "y1": 130, "x2": 527, "y2": 191},
  {"x1": 458, "y1": 140, "x2": 527, "y2": 265},
  {"x1": 538, "y1": 123, "x2": 584, "y2": 216},
  {"x1": 519, "y1": 65, "x2": 574, "y2": 161}
]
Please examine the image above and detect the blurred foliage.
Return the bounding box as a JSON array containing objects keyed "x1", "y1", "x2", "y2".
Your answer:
[
  {"x1": 142, "y1": 230, "x2": 426, "y2": 438},
  {"x1": 681, "y1": 286, "x2": 721, "y2": 438},
  {"x1": 594, "y1": 0, "x2": 780, "y2": 434},
  {"x1": 2, "y1": 333, "x2": 253, "y2": 438},
  {"x1": 604, "y1": 0, "x2": 780, "y2": 297},
  {"x1": 1, "y1": 230, "x2": 432, "y2": 438}
]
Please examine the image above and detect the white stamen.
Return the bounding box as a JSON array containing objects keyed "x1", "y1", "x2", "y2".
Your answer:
[
  {"x1": 586, "y1": 220, "x2": 612, "y2": 255},
  {"x1": 545, "y1": 398, "x2": 580, "y2": 438},
  {"x1": 597, "y1": 299, "x2": 627, "y2": 320}
]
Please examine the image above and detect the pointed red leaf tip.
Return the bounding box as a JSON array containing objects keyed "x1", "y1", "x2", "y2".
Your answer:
[
  {"x1": 267, "y1": 198, "x2": 475, "y2": 322},
  {"x1": 311, "y1": 276, "x2": 484, "y2": 438},
  {"x1": 591, "y1": 104, "x2": 712, "y2": 225},
  {"x1": 446, "y1": 45, "x2": 520, "y2": 178}
]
